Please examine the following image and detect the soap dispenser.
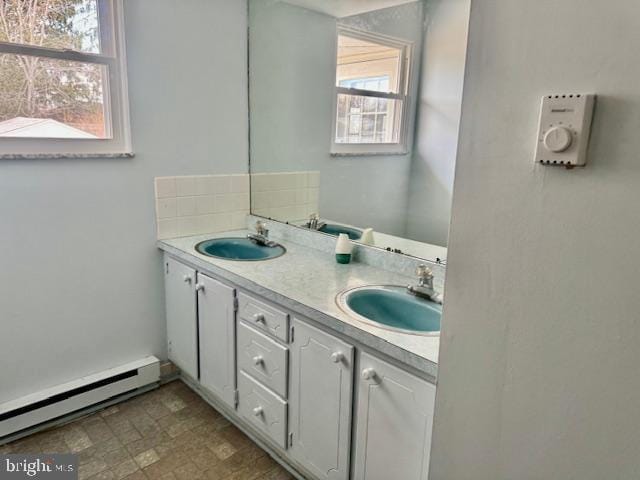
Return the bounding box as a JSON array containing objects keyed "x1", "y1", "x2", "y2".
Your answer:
[{"x1": 335, "y1": 233, "x2": 353, "y2": 264}]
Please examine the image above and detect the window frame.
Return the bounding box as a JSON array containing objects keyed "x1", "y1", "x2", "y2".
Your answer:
[
  {"x1": 331, "y1": 26, "x2": 413, "y2": 156},
  {"x1": 0, "y1": 0, "x2": 132, "y2": 158}
]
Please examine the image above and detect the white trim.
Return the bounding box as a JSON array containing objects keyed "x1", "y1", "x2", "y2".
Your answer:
[
  {"x1": 0, "y1": 0, "x2": 132, "y2": 156},
  {"x1": 330, "y1": 25, "x2": 413, "y2": 156}
]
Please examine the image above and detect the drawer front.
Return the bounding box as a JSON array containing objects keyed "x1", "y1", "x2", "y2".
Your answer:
[
  {"x1": 238, "y1": 371, "x2": 288, "y2": 449},
  {"x1": 238, "y1": 292, "x2": 289, "y2": 342},
  {"x1": 237, "y1": 322, "x2": 289, "y2": 398}
]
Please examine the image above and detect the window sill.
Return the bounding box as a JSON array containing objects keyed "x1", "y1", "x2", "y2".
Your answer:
[
  {"x1": 0, "y1": 152, "x2": 135, "y2": 160},
  {"x1": 330, "y1": 150, "x2": 410, "y2": 157}
]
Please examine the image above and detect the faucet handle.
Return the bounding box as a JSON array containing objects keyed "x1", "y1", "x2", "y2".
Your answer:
[
  {"x1": 256, "y1": 220, "x2": 267, "y2": 233},
  {"x1": 416, "y1": 264, "x2": 433, "y2": 279}
]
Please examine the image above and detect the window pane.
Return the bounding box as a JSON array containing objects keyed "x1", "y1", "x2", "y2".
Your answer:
[
  {"x1": 336, "y1": 34, "x2": 402, "y2": 94},
  {"x1": 335, "y1": 93, "x2": 402, "y2": 144},
  {"x1": 0, "y1": 54, "x2": 107, "y2": 138},
  {"x1": 0, "y1": 0, "x2": 100, "y2": 53}
]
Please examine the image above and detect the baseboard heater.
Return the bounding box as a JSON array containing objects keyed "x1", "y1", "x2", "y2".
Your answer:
[{"x1": 0, "y1": 356, "x2": 160, "y2": 439}]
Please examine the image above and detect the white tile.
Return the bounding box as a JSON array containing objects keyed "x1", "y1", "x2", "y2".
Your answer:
[
  {"x1": 177, "y1": 216, "x2": 199, "y2": 236},
  {"x1": 294, "y1": 173, "x2": 308, "y2": 188},
  {"x1": 269, "y1": 207, "x2": 287, "y2": 222},
  {"x1": 294, "y1": 189, "x2": 308, "y2": 204},
  {"x1": 231, "y1": 174, "x2": 250, "y2": 193},
  {"x1": 308, "y1": 171, "x2": 320, "y2": 188},
  {"x1": 196, "y1": 214, "x2": 216, "y2": 234},
  {"x1": 253, "y1": 208, "x2": 270, "y2": 217},
  {"x1": 308, "y1": 187, "x2": 320, "y2": 204},
  {"x1": 155, "y1": 177, "x2": 176, "y2": 199},
  {"x1": 176, "y1": 176, "x2": 197, "y2": 196},
  {"x1": 177, "y1": 196, "x2": 197, "y2": 216},
  {"x1": 231, "y1": 193, "x2": 250, "y2": 211},
  {"x1": 195, "y1": 176, "x2": 215, "y2": 196},
  {"x1": 272, "y1": 189, "x2": 295, "y2": 208},
  {"x1": 156, "y1": 198, "x2": 177, "y2": 219},
  {"x1": 294, "y1": 205, "x2": 308, "y2": 221},
  {"x1": 253, "y1": 191, "x2": 270, "y2": 209},
  {"x1": 251, "y1": 173, "x2": 269, "y2": 192},
  {"x1": 272, "y1": 173, "x2": 290, "y2": 191},
  {"x1": 212, "y1": 175, "x2": 231, "y2": 194},
  {"x1": 214, "y1": 194, "x2": 233, "y2": 213},
  {"x1": 157, "y1": 218, "x2": 179, "y2": 239},
  {"x1": 231, "y1": 211, "x2": 249, "y2": 230},
  {"x1": 195, "y1": 195, "x2": 216, "y2": 215},
  {"x1": 213, "y1": 213, "x2": 232, "y2": 232}
]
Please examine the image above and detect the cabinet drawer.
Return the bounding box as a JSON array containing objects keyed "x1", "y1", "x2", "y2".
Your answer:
[
  {"x1": 238, "y1": 292, "x2": 289, "y2": 342},
  {"x1": 238, "y1": 371, "x2": 288, "y2": 449},
  {"x1": 237, "y1": 322, "x2": 288, "y2": 398}
]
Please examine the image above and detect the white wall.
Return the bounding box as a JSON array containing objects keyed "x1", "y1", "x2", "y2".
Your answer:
[
  {"x1": 0, "y1": 0, "x2": 248, "y2": 403},
  {"x1": 431, "y1": 1, "x2": 640, "y2": 479},
  {"x1": 249, "y1": 1, "x2": 423, "y2": 236},
  {"x1": 405, "y1": 0, "x2": 469, "y2": 247}
]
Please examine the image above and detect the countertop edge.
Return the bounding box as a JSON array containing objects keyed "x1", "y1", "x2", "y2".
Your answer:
[{"x1": 157, "y1": 240, "x2": 438, "y2": 381}]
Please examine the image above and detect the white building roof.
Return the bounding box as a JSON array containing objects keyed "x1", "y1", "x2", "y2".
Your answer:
[{"x1": 0, "y1": 117, "x2": 97, "y2": 138}]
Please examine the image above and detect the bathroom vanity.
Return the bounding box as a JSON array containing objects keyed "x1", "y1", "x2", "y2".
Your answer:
[{"x1": 158, "y1": 229, "x2": 439, "y2": 480}]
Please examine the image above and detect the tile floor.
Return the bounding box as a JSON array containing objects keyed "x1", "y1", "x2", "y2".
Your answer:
[{"x1": 1, "y1": 381, "x2": 295, "y2": 480}]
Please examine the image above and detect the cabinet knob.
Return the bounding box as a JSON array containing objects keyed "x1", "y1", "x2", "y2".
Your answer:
[
  {"x1": 195, "y1": 283, "x2": 205, "y2": 292},
  {"x1": 253, "y1": 355, "x2": 264, "y2": 366},
  {"x1": 331, "y1": 352, "x2": 345, "y2": 363},
  {"x1": 253, "y1": 313, "x2": 265, "y2": 323},
  {"x1": 183, "y1": 275, "x2": 192, "y2": 284},
  {"x1": 253, "y1": 406, "x2": 264, "y2": 416},
  {"x1": 361, "y1": 368, "x2": 377, "y2": 381}
]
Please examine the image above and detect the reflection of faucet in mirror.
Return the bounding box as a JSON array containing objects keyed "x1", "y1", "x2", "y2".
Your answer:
[
  {"x1": 305, "y1": 213, "x2": 326, "y2": 231},
  {"x1": 247, "y1": 220, "x2": 275, "y2": 246},
  {"x1": 407, "y1": 265, "x2": 443, "y2": 304}
]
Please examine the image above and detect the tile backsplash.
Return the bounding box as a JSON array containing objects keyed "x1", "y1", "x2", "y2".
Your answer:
[
  {"x1": 251, "y1": 171, "x2": 320, "y2": 223},
  {"x1": 154, "y1": 174, "x2": 250, "y2": 239}
]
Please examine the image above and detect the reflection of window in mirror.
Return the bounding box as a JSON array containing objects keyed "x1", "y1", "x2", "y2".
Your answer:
[{"x1": 331, "y1": 28, "x2": 411, "y2": 156}]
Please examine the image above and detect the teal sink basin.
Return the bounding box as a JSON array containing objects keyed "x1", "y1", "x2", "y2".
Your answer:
[
  {"x1": 337, "y1": 286, "x2": 441, "y2": 335},
  {"x1": 195, "y1": 237, "x2": 286, "y2": 261},
  {"x1": 318, "y1": 224, "x2": 362, "y2": 240}
]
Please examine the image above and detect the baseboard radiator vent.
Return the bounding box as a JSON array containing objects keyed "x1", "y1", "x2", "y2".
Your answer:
[{"x1": 0, "y1": 356, "x2": 160, "y2": 439}]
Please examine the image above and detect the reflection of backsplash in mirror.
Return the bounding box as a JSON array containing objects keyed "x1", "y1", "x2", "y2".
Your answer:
[
  {"x1": 251, "y1": 171, "x2": 320, "y2": 222},
  {"x1": 248, "y1": 0, "x2": 470, "y2": 262}
]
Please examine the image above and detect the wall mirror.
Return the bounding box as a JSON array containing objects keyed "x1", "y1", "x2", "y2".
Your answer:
[{"x1": 248, "y1": 0, "x2": 470, "y2": 263}]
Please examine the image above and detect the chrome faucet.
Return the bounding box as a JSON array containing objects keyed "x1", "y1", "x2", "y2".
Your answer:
[
  {"x1": 247, "y1": 220, "x2": 273, "y2": 246},
  {"x1": 407, "y1": 265, "x2": 443, "y2": 304},
  {"x1": 305, "y1": 213, "x2": 325, "y2": 231}
]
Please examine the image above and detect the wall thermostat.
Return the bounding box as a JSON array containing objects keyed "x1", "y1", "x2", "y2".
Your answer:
[{"x1": 534, "y1": 93, "x2": 595, "y2": 168}]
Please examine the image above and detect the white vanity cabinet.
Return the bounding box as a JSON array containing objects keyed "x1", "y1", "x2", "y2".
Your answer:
[
  {"x1": 353, "y1": 352, "x2": 436, "y2": 480},
  {"x1": 164, "y1": 257, "x2": 198, "y2": 379},
  {"x1": 162, "y1": 255, "x2": 436, "y2": 480},
  {"x1": 164, "y1": 255, "x2": 237, "y2": 408},
  {"x1": 197, "y1": 272, "x2": 237, "y2": 409},
  {"x1": 289, "y1": 319, "x2": 354, "y2": 480}
]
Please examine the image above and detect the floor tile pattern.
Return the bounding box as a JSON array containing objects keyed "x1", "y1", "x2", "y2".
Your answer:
[{"x1": 2, "y1": 381, "x2": 295, "y2": 480}]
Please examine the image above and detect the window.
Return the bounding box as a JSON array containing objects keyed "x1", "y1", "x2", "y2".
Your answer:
[
  {"x1": 0, "y1": 0, "x2": 131, "y2": 157},
  {"x1": 332, "y1": 27, "x2": 412, "y2": 155}
]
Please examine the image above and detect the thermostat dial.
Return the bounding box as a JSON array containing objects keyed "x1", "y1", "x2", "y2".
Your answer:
[{"x1": 543, "y1": 126, "x2": 573, "y2": 153}]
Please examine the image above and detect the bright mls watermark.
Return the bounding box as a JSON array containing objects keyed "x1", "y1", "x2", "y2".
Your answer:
[{"x1": 0, "y1": 455, "x2": 77, "y2": 479}]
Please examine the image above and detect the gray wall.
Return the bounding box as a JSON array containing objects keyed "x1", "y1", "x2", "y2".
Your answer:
[
  {"x1": 431, "y1": 1, "x2": 640, "y2": 479},
  {"x1": 249, "y1": 1, "x2": 423, "y2": 236},
  {"x1": 0, "y1": 0, "x2": 248, "y2": 403},
  {"x1": 405, "y1": 0, "x2": 469, "y2": 247}
]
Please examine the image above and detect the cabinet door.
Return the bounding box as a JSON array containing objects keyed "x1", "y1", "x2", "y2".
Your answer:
[
  {"x1": 197, "y1": 272, "x2": 236, "y2": 408},
  {"x1": 353, "y1": 352, "x2": 436, "y2": 480},
  {"x1": 289, "y1": 319, "x2": 354, "y2": 480},
  {"x1": 164, "y1": 257, "x2": 198, "y2": 379}
]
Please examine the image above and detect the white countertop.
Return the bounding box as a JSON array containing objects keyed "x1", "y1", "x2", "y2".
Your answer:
[{"x1": 158, "y1": 230, "x2": 439, "y2": 379}]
